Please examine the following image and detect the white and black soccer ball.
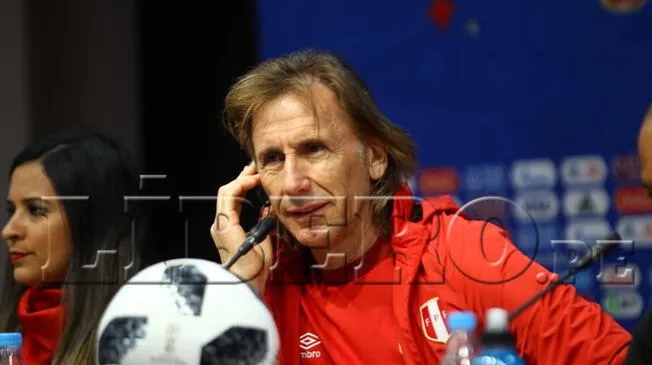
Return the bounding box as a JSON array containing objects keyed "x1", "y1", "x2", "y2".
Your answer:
[{"x1": 95, "y1": 258, "x2": 279, "y2": 365}]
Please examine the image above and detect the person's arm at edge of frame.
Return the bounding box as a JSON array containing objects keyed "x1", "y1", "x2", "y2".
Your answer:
[{"x1": 623, "y1": 307, "x2": 652, "y2": 365}]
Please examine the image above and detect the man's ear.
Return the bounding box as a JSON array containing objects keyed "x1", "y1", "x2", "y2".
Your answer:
[{"x1": 365, "y1": 139, "x2": 388, "y2": 181}]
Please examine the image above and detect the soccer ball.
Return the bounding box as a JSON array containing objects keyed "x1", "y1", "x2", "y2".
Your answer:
[{"x1": 95, "y1": 258, "x2": 279, "y2": 365}]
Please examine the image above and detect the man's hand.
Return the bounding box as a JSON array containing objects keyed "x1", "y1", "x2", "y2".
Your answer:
[{"x1": 210, "y1": 162, "x2": 273, "y2": 295}]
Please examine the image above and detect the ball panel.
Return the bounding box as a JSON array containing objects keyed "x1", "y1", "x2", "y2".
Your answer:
[
  {"x1": 200, "y1": 326, "x2": 267, "y2": 365},
  {"x1": 97, "y1": 317, "x2": 148, "y2": 365},
  {"x1": 163, "y1": 264, "x2": 208, "y2": 316}
]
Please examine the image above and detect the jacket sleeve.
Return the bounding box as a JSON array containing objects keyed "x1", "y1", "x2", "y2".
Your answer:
[
  {"x1": 624, "y1": 307, "x2": 652, "y2": 364},
  {"x1": 441, "y1": 218, "x2": 632, "y2": 365}
]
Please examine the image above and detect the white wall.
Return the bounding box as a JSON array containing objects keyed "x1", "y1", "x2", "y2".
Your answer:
[{"x1": 0, "y1": 0, "x2": 30, "y2": 298}]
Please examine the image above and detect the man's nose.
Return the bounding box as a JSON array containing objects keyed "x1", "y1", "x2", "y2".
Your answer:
[{"x1": 282, "y1": 156, "x2": 311, "y2": 196}]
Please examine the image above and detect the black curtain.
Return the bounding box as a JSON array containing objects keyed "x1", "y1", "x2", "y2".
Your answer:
[{"x1": 138, "y1": 1, "x2": 259, "y2": 265}]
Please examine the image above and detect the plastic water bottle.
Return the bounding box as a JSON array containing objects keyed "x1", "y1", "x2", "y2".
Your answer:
[
  {"x1": 473, "y1": 308, "x2": 525, "y2": 365},
  {"x1": 442, "y1": 311, "x2": 477, "y2": 365},
  {"x1": 0, "y1": 333, "x2": 24, "y2": 365}
]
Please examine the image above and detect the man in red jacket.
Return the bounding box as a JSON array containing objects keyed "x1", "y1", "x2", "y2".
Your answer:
[{"x1": 211, "y1": 49, "x2": 632, "y2": 364}]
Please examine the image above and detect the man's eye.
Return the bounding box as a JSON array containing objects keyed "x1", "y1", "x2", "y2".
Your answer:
[
  {"x1": 306, "y1": 142, "x2": 325, "y2": 153},
  {"x1": 263, "y1": 152, "x2": 282, "y2": 165},
  {"x1": 5, "y1": 206, "x2": 15, "y2": 216}
]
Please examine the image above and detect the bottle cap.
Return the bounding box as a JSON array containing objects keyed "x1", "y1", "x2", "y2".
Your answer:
[
  {"x1": 0, "y1": 333, "x2": 22, "y2": 347},
  {"x1": 485, "y1": 308, "x2": 508, "y2": 332},
  {"x1": 481, "y1": 308, "x2": 517, "y2": 347},
  {"x1": 447, "y1": 311, "x2": 477, "y2": 330}
]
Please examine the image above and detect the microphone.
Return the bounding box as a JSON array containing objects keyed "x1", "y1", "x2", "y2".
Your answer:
[
  {"x1": 223, "y1": 216, "x2": 278, "y2": 270},
  {"x1": 507, "y1": 232, "x2": 622, "y2": 321}
]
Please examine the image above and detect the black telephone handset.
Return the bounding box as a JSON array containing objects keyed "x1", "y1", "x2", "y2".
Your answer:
[
  {"x1": 249, "y1": 165, "x2": 284, "y2": 236},
  {"x1": 252, "y1": 185, "x2": 272, "y2": 218},
  {"x1": 250, "y1": 185, "x2": 288, "y2": 240},
  {"x1": 247, "y1": 162, "x2": 271, "y2": 219}
]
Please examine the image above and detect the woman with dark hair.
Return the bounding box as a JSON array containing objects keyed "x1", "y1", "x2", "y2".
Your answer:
[{"x1": 0, "y1": 129, "x2": 149, "y2": 365}]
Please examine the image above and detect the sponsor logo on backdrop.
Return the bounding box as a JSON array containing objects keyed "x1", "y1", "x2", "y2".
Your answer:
[
  {"x1": 612, "y1": 154, "x2": 641, "y2": 182},
  {"x1": 510, "y1": 159, "x2": 557, "y2": 189},
  {"x1": 513, "y1": 191, "x2": 559, "y2": 223},
  {"x1": 560, "y1": 155, "x2": 607, "y2": 186},
  {"x1": 601, "y1": 0, "x2": 648, "y2": 14},
  {"x1": 563, "y1": 188, "x2": 610, "y2": 217},
  {"x1": 419, "y1": 167, "x2": 459, "y2": 195},
  {"x1": 616, "y1": 215, "x2": 652, "y2": 246},
  {"x1": 615, "y1": 186, "x2": 652, "y2": 214},
  {"x1": 515, "y1": 223, "x2": 559, "y2": 253},
  {"x1": 464, "y1": 164, "x2": 507, "y2": 192},
  {"x1": 600, "y1": 264, "x2": 641, "y2": 289},
  {"x1": 602, "y1": 292, "x2": 643, "y2": 319},
  {"x1": 565, "y1": 219, "x2": 611, "y2": 242}
]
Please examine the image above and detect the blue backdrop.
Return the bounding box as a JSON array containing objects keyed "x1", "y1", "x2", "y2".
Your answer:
[{"x1": 258, "y1": 0, "x2": 652, "y2": 332}]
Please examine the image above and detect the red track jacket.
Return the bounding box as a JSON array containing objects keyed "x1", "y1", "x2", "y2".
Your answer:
[{"x1": 264, "y1": 185, "x2": 632, "y2": 364}]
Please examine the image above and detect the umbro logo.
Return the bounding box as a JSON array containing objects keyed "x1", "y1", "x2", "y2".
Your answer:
[
  {"x1": 300, "y1": 332, "x2": 322, "y2": 359},
  {"x1": 300, "y1": 332, "x2": 321, "y2": 350}
]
